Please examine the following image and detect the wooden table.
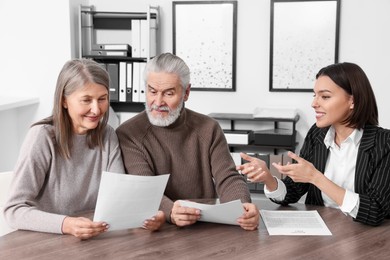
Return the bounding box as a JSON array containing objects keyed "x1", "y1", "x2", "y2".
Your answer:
[{"x1": 0, "y1": 200, "x2": 389, "y2": 259}]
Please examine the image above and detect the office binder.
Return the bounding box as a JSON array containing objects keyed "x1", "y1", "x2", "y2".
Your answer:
[
  {"x1": 90, "y1": 50, "x2": 130, "y2": 57},
  {"x1": 140, "y1": 19, "x2": 157, "y2": 58},
  {"x1": 107, "y1": 63, "x2": 119, "y2": 102},
  {"x1": 254, "y1": 128, "x2": 295, "y2": 147},
  {"x1": 149, "y1": 18, "x2": 157, "y2": 57},
  {"x1": 119, "y1": 62, "x2": 127, "y2": 102},
  {"x1": 92, "y1": 43, "x2": 131, "y2": 51},
  {"x1": 223, "y1": 130, "x2": 254, "y2": 145},
  {"x1": 269, "y1": 154, "x2": 283, "y2": 179},
  {"x1": 139, "y1": 62, "x2": 146, "y2": 102},
  {"x1": 140, "y1": 20, "x2": 147, "y2": 57},
  {"x1": 126, "y1": 62, "x2": 133, "y2": 102},
  {"x1": 131, "y1": 19, "x2": 141, "y2": 58},
  {"x1": 132, "y1": 62, "x2": 140, "y2": 102}
]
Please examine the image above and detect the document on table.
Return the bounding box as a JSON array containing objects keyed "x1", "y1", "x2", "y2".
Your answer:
[
  {"x1": 93, "y1": 171, "x2": 170, "y2": 231},
  {"x1": 260, "y1": 210, "x2": 332, "y2": 236},
  {"x1": 179, "y1": 200, "x2": 243, "y2": 225}
]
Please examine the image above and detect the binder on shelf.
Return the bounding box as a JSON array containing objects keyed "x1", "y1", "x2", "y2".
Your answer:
[
  {"x1": 92, "y1": 43, "x2": 131, "y2": 51},
  {"x1": 149, "y1": 18, "x2": 157, "y2": 57},
  {"x1": 140, "y1": 19, "x2": 157, "y2": 58},
  {"x1": 126, "y1": 62, "x2": 133, "y2": 102},
  {"x1": 269, "y1": 154, "x2": 283, "y2": 179},
  {"x1": 223, "y1": 130, "x2": 254, "y2": 145},
  {"x1": 132, "y1": 62, "x2": 140, "y2": 102},
  {"x1": 253, "y1": 107, "x2": 298, "y2": 119},
  {"x1": 242, "y1": 152, "x2": 258, "y2": 192},
  {"x1": 254, "y1": 128, "x2": 295, "y2": 147},
  {"x1": 139, "y1": 62, "x2": 146, "y2": 102},
  {"x1": 281, "y1": 152, "x2": 293, "y2": 179},
  {"x1": 253, "y1": 153, "x2": 270, "y2": 193},
  {"x1": 80, "y1": 9, "x2": 93, "y2": 56},
  {"x1": 97, "y1": 62, "x2": 107, "y2": 70},
  {"x1": 90, "y1": 50, "x2": 130, "y2": 57},
  {"x1": 131, "y1": 19, "x2": 141, "y2": 58},
  {"x1": 107, "y1": 63, "x2": 119, "y2": 102},
  {"x1": 119, "y1": 62, "x2": 127, "y2": 102},
  {"x1": 230, "y1": 152, "x2": 242, "y2": 167}
]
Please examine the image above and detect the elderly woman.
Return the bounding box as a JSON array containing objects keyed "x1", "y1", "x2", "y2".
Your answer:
[{"x1": 3, "y1": 59, "x2": 164, "y2": 239}]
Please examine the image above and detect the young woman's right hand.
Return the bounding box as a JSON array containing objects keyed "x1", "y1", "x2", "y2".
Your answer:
[{"x1": 236, "y1": 152, "x2": 278, "y2": 191}]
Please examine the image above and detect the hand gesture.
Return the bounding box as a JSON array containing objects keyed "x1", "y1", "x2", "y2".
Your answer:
[
  {"x1": 236, "y1": 153, "x2": 278, "y2": 191},
  {"x1": 236, "y1": 153, "x2": 271, "y2": 183},
  {"x1": 272, "y1": 151, "x2": 319, "y2": 184}
]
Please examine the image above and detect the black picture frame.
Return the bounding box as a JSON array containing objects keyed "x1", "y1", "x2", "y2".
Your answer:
[
  {"x1": 173, "y1": 1, "x2": 237, "y2": 91},
  {"x1": 270, "y1": 0, "x2": 341, "y2": 92}
]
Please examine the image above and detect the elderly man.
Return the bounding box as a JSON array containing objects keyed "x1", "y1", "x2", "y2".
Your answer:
[{"x1": 116, "y1": 53, "x2": 259, "y2": 230}]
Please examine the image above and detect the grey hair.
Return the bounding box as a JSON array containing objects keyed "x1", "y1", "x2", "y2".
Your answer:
[
  {"x1": 33, "y1": 58, "x2": 110, "y2": 159},
  {"x1": 143, "y1": 53, "x2": 191, "y2": 90}
]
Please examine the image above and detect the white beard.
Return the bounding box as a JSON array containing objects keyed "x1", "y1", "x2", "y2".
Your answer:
[{"x1": 145, "y1": 100, "x2": 184, "y2": 127}]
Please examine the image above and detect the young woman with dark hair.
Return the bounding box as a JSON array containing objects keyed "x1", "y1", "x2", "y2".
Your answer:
[{"x1": 237, "y1": 62, "x2": 390, "y2": 226}]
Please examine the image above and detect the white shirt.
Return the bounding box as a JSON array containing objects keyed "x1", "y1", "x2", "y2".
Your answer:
[{"x1": 265, "y1": 126, "x2": 362, "y2": 218}]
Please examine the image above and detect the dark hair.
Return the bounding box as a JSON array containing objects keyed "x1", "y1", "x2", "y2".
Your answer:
[
  {"x1": 316, "y1": 62, "x2": 378, "y2": 129},
  {"x1": 33, "y1": 59, "x2": 110, "y2": 159}
]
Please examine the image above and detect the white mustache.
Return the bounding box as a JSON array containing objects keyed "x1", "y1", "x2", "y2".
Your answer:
[{"x1": 151, "y1": 105, "x2": 170, "y2": 111}]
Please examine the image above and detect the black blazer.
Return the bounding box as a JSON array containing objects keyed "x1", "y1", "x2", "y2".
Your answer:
[{"x1": 276, "y1": 124, "x2": 390, "y2": 226}]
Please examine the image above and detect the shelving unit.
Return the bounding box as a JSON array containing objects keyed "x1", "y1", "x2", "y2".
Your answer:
[
  {"x1": 78, "y1": 5, "x2": 159, "y2": 113},
  {"x1": 209, "y1": 112, "x2": 299, "y2": 193},
  {"x1": 209, "y1": 112, "x2": 299, "y2": 151}
]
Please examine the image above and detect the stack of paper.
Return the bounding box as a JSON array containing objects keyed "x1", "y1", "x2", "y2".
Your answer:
[
  {"x1": 260, "y1": 210, "x2": 332, "y2": 236},
  {"x1": 253, "y1": 107, "x2": 298, "y2": 119}
]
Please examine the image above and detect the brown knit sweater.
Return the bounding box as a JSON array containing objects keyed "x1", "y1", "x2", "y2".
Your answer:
[{"x1": 116, "y1": 108, "x2": 251, "y2": 222}]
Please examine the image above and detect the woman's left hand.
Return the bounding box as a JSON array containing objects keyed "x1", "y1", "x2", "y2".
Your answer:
[
  {"x1": 143, "y1": 210, "x2": 165, "y2": 231},
  {"x1": 272, "y1": 151, "x2": 320, "y2": 184}
]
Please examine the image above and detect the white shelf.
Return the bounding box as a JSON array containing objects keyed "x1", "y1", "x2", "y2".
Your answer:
[{"x1": 0, "y1": 97, "x2": 39, "y2": 112}]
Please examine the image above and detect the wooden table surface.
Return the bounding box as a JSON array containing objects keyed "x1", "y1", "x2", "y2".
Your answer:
[{"x1": 0, "y1": 199, "x2": 389, "y2": 260}]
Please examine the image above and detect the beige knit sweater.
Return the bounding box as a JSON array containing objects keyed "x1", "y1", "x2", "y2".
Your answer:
[{"x1": 3, "y1": 124, "x2": 125, "y2": 234}]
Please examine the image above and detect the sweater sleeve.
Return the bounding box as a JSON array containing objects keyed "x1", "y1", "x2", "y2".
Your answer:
[
  {"x1": 105, "y1": 126, "x2": 125, "y2": 174},
  {"x1": 3, "y1": 126, "x2": 66, "y2": 234},
  {"x1": 209, "y1": 122, "x2": 252, "y2": 204}
]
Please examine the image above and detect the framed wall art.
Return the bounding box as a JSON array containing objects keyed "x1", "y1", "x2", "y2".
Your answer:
[
  {"x1": 173, "y1": 1, "x2": 237, "y2": 91},
  {"x1": 270, "y1": 0, "x2": 341, "y2": 92}
]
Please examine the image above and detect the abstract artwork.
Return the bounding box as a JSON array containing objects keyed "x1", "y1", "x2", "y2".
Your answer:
[
  {"x1": 270, "y1": 0, "x2": 340, "y2": 92},
  {"x1": 173, "y1": 1, "x2": 237, "y2": 91}
]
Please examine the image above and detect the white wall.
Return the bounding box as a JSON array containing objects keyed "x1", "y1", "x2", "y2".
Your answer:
[
  {"x1": 90, "y1": 0, "x2": 390, "y2": 149},
  {"x1": 0, "y1": 0, "x2": 73, "y2": 171},
  {"x1": 1, "y1": 0, "x2": 390, "y2": 171}
]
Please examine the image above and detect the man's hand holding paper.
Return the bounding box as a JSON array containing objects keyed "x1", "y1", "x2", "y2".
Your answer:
[{"x1": 175, "y1": 200, "x2": 258, "y2": 230}]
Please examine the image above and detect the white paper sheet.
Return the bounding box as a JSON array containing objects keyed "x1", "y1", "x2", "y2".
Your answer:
[
  {"x1": 93, "y1": 171, "x2": 169, "y2": 231},
  {"x1": 179, "y1": 200, "x2": 243, "y2": 225},
  {"x1": 260, "y1": 210, "x2": 332, "y2": 236}
]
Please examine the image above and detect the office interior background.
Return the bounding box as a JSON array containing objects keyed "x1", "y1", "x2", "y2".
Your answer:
[{"x1": 1, "y1": 0, "x2": 389, "y2": 172}]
